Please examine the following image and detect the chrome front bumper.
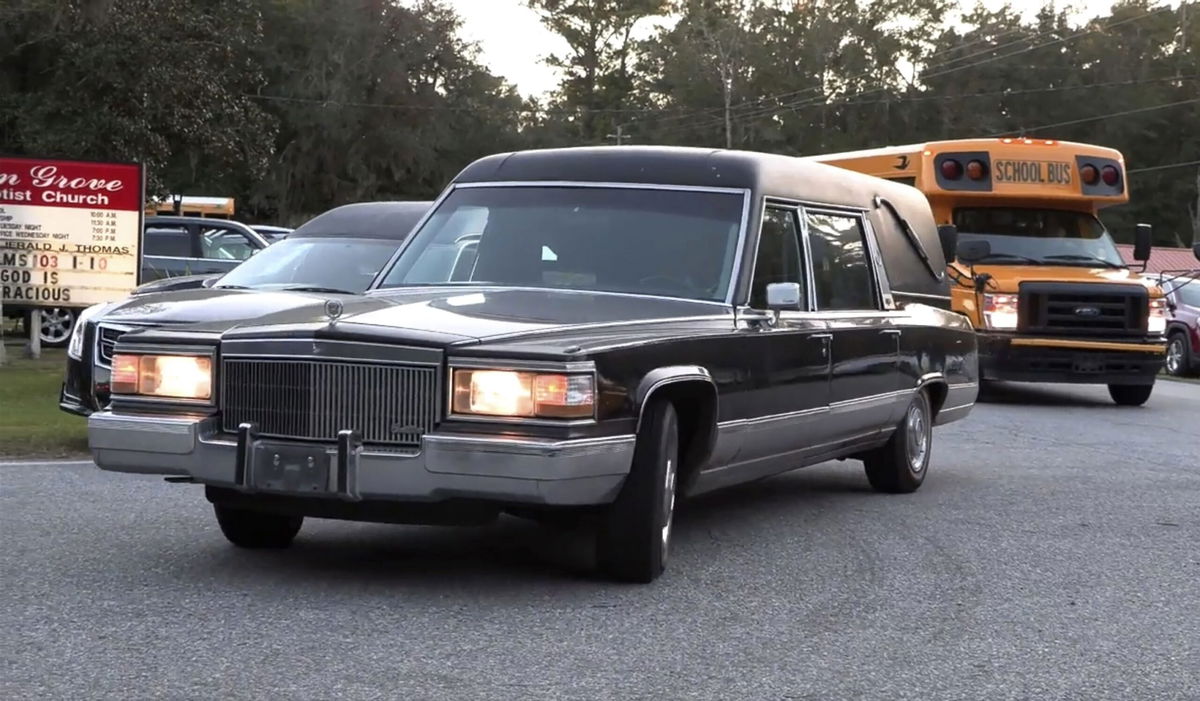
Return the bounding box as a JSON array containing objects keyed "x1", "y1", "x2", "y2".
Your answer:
[{"x1": 88, "y1": 412, "x2": 634, "y2": 506}]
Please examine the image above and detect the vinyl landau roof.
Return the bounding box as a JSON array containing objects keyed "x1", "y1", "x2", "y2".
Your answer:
[{"x1": 291, "y1": 201, "x2": 433, "y2": 240}]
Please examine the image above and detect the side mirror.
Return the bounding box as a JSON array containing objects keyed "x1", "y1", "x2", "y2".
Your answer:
[
  {"x1": 1133, "y1": 223, "x2": 1152, "y2": 262},
  {"x1": 937, "y1": 225, "x2": 958, "y2": 264},
  {"x1": 765, "y1": 282, "x2": 802, "y2": 323},
  {"x1": 956, "y1": 240, "x2": 991, "y2": 265},
  {"x1": 1192, "y1": 242, "x2": 1200, "y2": 261}
]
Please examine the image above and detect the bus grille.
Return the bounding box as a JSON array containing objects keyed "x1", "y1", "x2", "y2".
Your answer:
[
  {"x1": 220, "y1": 359, "x2": 440, "y2": 446},
  {"x1": 1019, "y1": 282, "x2": 1147, "y2": 336}
]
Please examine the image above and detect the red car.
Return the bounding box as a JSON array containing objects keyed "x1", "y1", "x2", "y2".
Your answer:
[{"x1": 1161, "y1": 245, "x2": 1200, "y2": 377}]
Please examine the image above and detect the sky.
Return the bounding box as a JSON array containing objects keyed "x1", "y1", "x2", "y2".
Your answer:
[{"x1": 446, "y1": 0, "x2": 1166, "y2": 97}]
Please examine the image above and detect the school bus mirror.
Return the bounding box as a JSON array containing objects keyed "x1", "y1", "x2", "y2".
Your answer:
[
  {"x1": 937, "y1": 225, "x2": 958, "y2": 264},
  {"x1": 956, "y1": 240, "x2": 991, "y2": 265},
  {"x1": 1133, "y1": 224, "x2": 1152, "y2": 262}
]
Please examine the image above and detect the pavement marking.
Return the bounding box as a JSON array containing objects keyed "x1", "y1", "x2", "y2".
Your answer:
[{"x1": 0, "y1": 459, "x2": 95, "y2": 467}]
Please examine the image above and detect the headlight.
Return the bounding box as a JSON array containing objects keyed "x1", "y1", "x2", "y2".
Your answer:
[
  {"x1": 66, "y1": 303, "x2": 110, "y2": 360},
  {"x1": 1148, "y1": 297, "x2": 1167, "y2": 334},
  {"x1": 983, "y1": 293, "x2": 1019, "y2": 330},
  {"x1": 451, "y1": 369, "x2": 594, "y2": 419},
  {"x1": 111, "y1": 353, "x2": 213, "y2": 400}
]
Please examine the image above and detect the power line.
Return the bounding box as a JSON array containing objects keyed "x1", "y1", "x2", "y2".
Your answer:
[
  {"x1": 991, "y1": 97, "x2": 1199, "y2": 136},
  {"x1": 1128, "y1": 159, "x2": 1200, "y2": 174},
  {"x1": 241, "y1": 92, "x2": 667, "y2": 115},
  {"x1": 654, "y1": 5, "x2": 1173, "y2": 135}
]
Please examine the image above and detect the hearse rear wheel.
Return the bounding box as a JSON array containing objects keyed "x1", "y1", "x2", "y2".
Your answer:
[
  {"x1": 214, "y1": 504, "x2": 303, "y2": 549},
  {"x1": 595, "y1": 399, "x2": 678, "y2": 583},
  {"x1": 863, "y1": 390, "x2": 932, "y2": 494},
  {"x1": 1107, "y1": 383, "x2": 1153, "y2": 407}
]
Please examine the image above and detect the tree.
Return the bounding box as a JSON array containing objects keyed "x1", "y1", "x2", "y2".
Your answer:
[{"x1": 527, "y1": 0, "x2": 667, "y2": 143}]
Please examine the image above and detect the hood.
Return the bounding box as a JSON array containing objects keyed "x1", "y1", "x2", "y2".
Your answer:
[
  {"x1": 132, "y1": 274, "x2": 215, "y2": 296},
  {"x1": 100, "y1": 287, "x2": 374, "y2": 327},
  {"x1": 956, "y1": 264, "x2": 1165, "y2": 296},
  {"x1": 216, "y1": 287, "x2": 733, "y2": 351}
]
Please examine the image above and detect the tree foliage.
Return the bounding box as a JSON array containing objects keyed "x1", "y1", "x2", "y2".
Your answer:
[{"x1": 1, "y1": 0, "x2": 1196, "y2": 242}]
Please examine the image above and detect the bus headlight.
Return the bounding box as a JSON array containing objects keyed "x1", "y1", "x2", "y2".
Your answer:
[
  {"x1": 111, "y1": 353, "x2": 213, "y2": 400},
  {"x1": 983, "y1": 294, "x2": 1019, "y2": 330},
  {"x1": 451, "y1": 369, "x2": 595, "y2": 419},
  {"x1": 1148, "y1": 298, "x2": 1167, "y2": 335}
]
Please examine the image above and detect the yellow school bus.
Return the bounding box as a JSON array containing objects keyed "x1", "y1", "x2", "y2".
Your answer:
[
  {"x1": 811, "y1": 138, "x2": 1167, "y2": 406},
  {"x1": 144, "y1": 195, "x2": 235, "y2": 219}
]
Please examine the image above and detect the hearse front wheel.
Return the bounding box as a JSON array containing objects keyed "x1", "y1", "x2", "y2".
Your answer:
[
  {"x1": 214, "y1": 504, "x2": 303, "y2": 549},
  {"x1": 596, "y1": 399, "x2": 679, "y2": 583},
  {"x1": 1108, "y1": 383, "x2": 1153, "y2": 407},
  {"x1": 863, "y1": 390, "x2": 932, "y2": 494}
]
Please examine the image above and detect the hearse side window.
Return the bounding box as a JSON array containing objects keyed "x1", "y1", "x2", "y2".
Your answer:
[
  {"x1": 749, "y1": 207, "x2": 805, "y2": 309},
  {"x1": 804, "y1": 211, "x2": 878, "y2": 311}
]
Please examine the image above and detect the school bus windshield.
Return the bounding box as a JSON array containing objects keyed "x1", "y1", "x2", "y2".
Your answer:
[{"x1": 954, "y1": 207, "x2": 1125, "y2": 268}]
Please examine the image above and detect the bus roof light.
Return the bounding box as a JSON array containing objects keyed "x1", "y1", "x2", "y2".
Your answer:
[
  {"x1": 940, "y1": 159, "x2": 963, "y2": 180},
  {"x1": 1081, "y1": 164, "x2": 1099, "y2": 185},
  {"x1": 966, "y1": 160, "x2": 988, "y2": 180},
  {"x1": 1101, "y1": 165, "x2": 1120, "y2": 186}
]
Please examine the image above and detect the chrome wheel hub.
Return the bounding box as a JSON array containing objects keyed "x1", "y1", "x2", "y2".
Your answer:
[
  {"x1": 40, "y1": 308, "x2": 74, "y2": 344},
  {"x1": 906, "y1": 403, "x2": 929, "y2": 473},
  {"x1": 1166, "y1": 339, "x2": 1183, "y2": 374},
  {"x1": 661, "y1": 456, "x2": 677, "y2": 555}
]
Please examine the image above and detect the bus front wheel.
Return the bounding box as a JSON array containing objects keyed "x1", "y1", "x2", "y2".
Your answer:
[{"x1": 1108, "y1": 383, "x2": 1153, "y2": 407}]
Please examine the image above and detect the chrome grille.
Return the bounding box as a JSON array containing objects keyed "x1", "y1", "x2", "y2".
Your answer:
[
  {"x1": 220, "y1": 359, "x2": 440, "y2": 446},
  {"x1": 96, "y1": 325, "x2": 128, "y2": 367}
]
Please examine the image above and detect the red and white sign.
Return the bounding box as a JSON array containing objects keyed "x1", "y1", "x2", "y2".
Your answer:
[{"x1": 0, "y1": 156, "x2": 143, "y2": 308}]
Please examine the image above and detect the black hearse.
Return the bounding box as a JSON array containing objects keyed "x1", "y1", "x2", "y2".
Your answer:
[
  {"x1": 89, "y1": 147, "x2": 978, "y2": 583},
  {"x1": 60, "y1": 201, "x2": 431, "y2": 416}
]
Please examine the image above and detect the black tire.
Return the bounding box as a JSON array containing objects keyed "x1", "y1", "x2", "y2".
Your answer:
[
  {"x1": 595, "y1": 399, "x2": 679, "y2": 583},
  {"x1": 1108, "y1": 383, "x2": 1154, "y2": 407},
  {"x1": 213, "y1": 504, "x2": 303, "y2": 549},
  {"x1": 863, "y1": 390, "x2": 932, "y2": 494},
  {"x1": 1164, "y1": 333, "x2": 1191, "y2": 377}
]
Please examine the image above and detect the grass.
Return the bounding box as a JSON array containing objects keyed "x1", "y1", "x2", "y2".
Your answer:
[{"x1": 0, "y1": 347, "x2": 89, "y2": 458}]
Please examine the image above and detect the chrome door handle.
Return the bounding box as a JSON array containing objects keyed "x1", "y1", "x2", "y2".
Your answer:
[{"x1": 880, "y1": 329, "x2": 902, "y2": 335}]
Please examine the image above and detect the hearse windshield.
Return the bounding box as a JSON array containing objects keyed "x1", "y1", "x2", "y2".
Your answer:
[
  {"x1": 214, "y1": 237, "x2": 400, "y2": 293},
  {"x1": 954, "y1": 207, "x2": 1125, "y2": 268},
  {"x1": 378, "y1": 185, "x2": 745, "y2": 302}
]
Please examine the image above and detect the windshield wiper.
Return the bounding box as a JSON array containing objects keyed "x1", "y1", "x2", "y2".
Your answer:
[
  {"x1": 1041, "y1": 254, "x2": 1124, "y2": 269},
  {"x1": 280, "y1": 285, "x2": 358, "y2": 295},
  {"x1": 213, "y1": 284, "x2": 251, "y2": 289},
  {"x1": 977, "y1": 253, "x2": 1044, "y2": 265}
]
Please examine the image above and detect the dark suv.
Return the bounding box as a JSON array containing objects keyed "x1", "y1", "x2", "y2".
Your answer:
[{"x1": 1163, "y1": 274, "x2": 1200, "y2": 377}]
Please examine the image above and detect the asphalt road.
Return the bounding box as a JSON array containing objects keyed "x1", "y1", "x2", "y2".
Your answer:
[{"x1": 3, "y1": 380, "x2": 1198, "y2": 700}]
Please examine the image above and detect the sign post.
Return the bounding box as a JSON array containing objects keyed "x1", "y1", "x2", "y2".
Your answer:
[{"x1": 1, "y1": 156, "x2": 144, "y2": 352}]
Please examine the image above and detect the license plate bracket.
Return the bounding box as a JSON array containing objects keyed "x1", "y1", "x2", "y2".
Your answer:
[
  {"x1": 251, "y1": 442, "x2": 331, "y2": 494},
  {"x1": 1072, "y1": 357, "x2": 1105, "y2": 374}
]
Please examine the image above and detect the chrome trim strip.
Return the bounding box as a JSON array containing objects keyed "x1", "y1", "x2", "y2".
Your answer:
[
  {"x1": 726, "y1": 189, "x2": 754, "y2": 305},
  {"x1": 717, "y1": 404, "x2": 830, "y2": 430},
  {"x1": 219, "y1": 353, "x2": 440, "y2": 367},
  {"x1": 221, "y1": 339, "x2": 442, "y2": 367},
  {"x1": 894, "y1": 291, "x2": 953, "y2": 302},
  {"x1": 424, "y1": 433, "x2": 634, "y2": 457},
  {"x1": 860, "y1": 216, "x2": 895, "y2": 310},
  {"x1": 447, "y1": 357, "x2": 596, "y2": 373},
  {"x1": 828, "y1": 389, "x2": 911, "y2": 412},
  {"x1": 453, "y1": 180, "x2": 750, "y2": 195},
  {"x1": 947, "y1": 381, "x2": 979, "y2": 390}
]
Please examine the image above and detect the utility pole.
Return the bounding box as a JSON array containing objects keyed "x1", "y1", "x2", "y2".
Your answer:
[
  {"x1": 0, "y1": 299, "x2": 6, "y2": 366},
  {"x1": 606, "y1": 125, "x2": 626, "y2": 146}
]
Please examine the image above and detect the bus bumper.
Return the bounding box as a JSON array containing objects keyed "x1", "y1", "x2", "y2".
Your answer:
[{"x1": 979, "y1": 334, "x2": 1165, "y2": 385}]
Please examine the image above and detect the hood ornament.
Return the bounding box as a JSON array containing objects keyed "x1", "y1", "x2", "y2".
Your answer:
[{"x1": 324, "y1": 298, "x2": 344, "y2": 323}]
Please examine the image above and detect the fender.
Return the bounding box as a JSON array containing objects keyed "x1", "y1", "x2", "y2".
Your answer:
[{"x1": 634, "y1": 366, "x2": 719, "y2": 474}]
